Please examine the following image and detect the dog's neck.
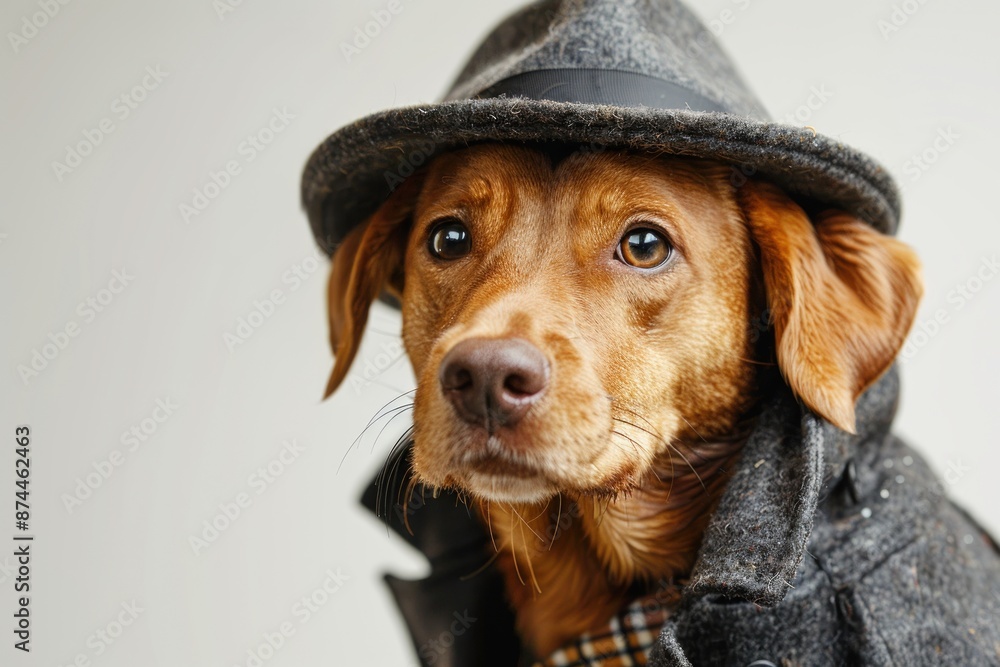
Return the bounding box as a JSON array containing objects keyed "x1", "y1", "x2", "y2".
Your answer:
[{"x1": 481, "y1": 436, "x2": 746, "y2": 657}]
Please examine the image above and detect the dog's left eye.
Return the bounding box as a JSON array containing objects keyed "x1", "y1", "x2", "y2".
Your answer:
[
  {"x1": 617, "y1": 227, "x2": 672, "y2": 269},
  {"x1": 428, "y1": 219, "x2": 472, "y2": 260}
]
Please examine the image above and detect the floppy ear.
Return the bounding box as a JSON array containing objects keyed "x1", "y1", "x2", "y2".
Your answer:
[
  {"x1": 324, "y1": 175, "x2": 424, "y2": 398},
  {"x1": 738, "y1": 180, "x2": 923, "y2": 433}
]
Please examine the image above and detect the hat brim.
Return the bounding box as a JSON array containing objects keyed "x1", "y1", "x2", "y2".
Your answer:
[{"x1": 302, "y1": 97, "x2": 900, "y2": 254}]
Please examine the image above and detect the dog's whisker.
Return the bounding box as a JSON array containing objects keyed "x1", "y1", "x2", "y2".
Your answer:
[
  {"x1": 611, "y1": 412, "x2": 715, "y2": 471},
  {"x1": 649, "y1": 467, "x2": 665, "y2": 485},
  {"x1": 337, "y1": 395, "x2": 415, "y2": 473},
  {"x1": 373, "y1": 442, "x2": 398, "y2": 519},
  {"x1": 526, "y1": 501, "x2": 550, "y2": 524},
  {"x1": 373, "y1": 429, "x2": 407, "y2": 501},
  {"x1": 519, "y1": 520, "x2": 543, "y2": 595},
  {"x1": 547, "y1": 494, "x2": 562, "y2": 551},
  {"x1": 596, "y1": 498, "x2": 612, "y2": 528},
  {"x1": 608, "y1": 400, "x2": 659, "y2": 430},
  {"x1": 611, "y1": 429, "x2": 643, "y2": 458},
  {"x1": 663, "y1": 440, "x2": 707, "y2": 492},
  {"x1": 609, "y1": 431, "x2": 658, "y2": 487},
  {"x1": 735, "y1": 355, "x2": 777, "y2": 367},
  {"x1": 380, "y1": 451, "x2": 412, "y2": 536},
  {"x1": 607, "y1": 409, "x2": 658, "y2": 434},
  {"x1": 486, "y1": 500, "x2": 499, "y2": 553},
  {"x1": 369, "y1": 405, "x2": 415, "y2": 455},
  {"x1": 610, "y1": 416, "x2": 660, "y2": 443},
  {"x1": 374, "y1": 426, "x2": 415, "y2": 529},
  {"x1": 609, "y1": 415, "x2": 709, "y2": 501},
  {"x1": 368, "y1": 400, "x2": 415, "y2": 429},
  {"x1": 366, "y1": 388, "x2": 417, "y2": 429},
  {"x1": 676, "y1": 413, "x2": 709, "y2": 446},
  {"x1": 509, "y1": 507, "x2": 525, "y2": 586},
  {"x1": 612, "y1": 400, "x2": 699, "y2": 457},
  {"x1": 386, "y1": 436, "x2": 414, "y2": 511},
  {"x1": 509, "y1": 504, "x2": 545, "y2": 544},
  {"x1": 666, "y1": 460, "x2": 677, "y2": 502},
  {"x1": 459, "y1": 548, "x2": 501, "y2": 581},
  {"x1": 401, "y1": 467, "x2": 421, "y2": 536},
  {"x1": 455, "y1": 489, "x2": 471, "y2": 512}
]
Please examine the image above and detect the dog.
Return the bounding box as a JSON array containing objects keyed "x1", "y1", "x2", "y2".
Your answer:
[{"x1": 321, "y1": 142, "x2": 923, "y2": 659}]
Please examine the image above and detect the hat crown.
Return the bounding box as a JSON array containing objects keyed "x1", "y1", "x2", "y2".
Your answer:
[{"x1": 445, "y1": 0, "x2": 767, "y2": 118}]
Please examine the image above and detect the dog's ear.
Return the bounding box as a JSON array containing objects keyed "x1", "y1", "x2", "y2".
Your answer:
[
  {"x1": 738, "y1": 180, "x2": 923, "y2": 433},
  {"x1": 324, "y1": 174, "x2": 424, "y2": 398}
]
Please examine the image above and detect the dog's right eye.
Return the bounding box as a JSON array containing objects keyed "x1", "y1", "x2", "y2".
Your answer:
[
  {"x1": 428, "y1": 219, "x2": 472, "y2": 260},
  {"x1": 617, "y1": 227, "x2": 672, "y2": 270}
]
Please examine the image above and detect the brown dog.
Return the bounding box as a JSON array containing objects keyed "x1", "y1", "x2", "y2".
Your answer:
[{"x1": 324, "y1": 144, "x2": 922, "y2": 656}]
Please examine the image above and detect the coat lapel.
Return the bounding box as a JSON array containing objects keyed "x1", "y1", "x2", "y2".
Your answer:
[
  {"x1": 359, "y1": 445, "x2": 522, "y2": 667},
  {"x1": 685, "y1": 367, "x2": 898, "y2": 605}
]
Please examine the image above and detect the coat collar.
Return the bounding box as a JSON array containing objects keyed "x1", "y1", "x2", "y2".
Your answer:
[{"x1": 684, "y1": 366, "x2": 899, "y2": 605}]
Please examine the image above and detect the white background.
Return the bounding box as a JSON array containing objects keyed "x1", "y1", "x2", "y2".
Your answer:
[{"x1": 1, "y1": 0, "x2": 998, "y2": 665}]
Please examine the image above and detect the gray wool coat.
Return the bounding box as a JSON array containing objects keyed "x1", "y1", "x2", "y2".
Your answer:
[
  {"x1": 364, "y1": 367, "x2": 1000, "y2": 666},
  {"x1": 648, "y1": 367, "x2": 1000, "y2": 666}
]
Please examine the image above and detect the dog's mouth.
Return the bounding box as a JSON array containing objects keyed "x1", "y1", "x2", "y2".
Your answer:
[
  {"x1": 461, "y1": 470, "x2": 556, "y2": 504},
  {"x1": 451, "y1": 444, "x2": 558, "y2": 502},
  {"x1": 465, "y1": 452, "x2": 538, "y2": 478}
]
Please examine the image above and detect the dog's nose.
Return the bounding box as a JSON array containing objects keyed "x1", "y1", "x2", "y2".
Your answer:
[{"x1": 439, "y1": 338, "x2": 548, "y2": 428}]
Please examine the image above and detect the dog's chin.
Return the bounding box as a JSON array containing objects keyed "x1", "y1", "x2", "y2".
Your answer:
[
  {"x1": 456, "y1": 444, "x2": 560, "y2": 503},
  {"x1": 461, "y1": 471, "x2": 557, "y2": 504}
]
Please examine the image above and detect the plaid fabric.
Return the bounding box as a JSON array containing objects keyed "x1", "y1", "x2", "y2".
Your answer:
[{"x1": 533, "y1": 591, "x2": 679, "y2": 667}]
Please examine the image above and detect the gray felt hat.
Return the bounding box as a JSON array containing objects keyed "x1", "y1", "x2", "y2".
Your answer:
[{"x1": 302, "y1": 0, "x2": 901, "y2": 254}]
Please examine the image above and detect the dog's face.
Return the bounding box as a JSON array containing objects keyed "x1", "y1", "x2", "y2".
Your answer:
[
  {"x1": 325, "y1": 144, "x2": 922, "y2": 505},
  {"x1": 400, "y1": 146, "x2": 759, "y2": 503}
]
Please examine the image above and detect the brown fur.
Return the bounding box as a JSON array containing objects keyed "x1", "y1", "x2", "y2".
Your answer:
[{"x1": 324, "y1": 144, "x2": 923, "y2": 655}]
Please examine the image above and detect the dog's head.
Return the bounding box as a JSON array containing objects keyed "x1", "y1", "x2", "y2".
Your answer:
[{"x1": 324, "y1": 144, "x2": 921, "y2": 504}]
